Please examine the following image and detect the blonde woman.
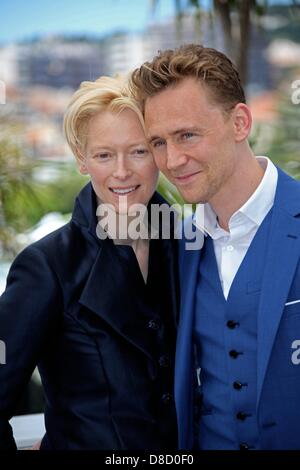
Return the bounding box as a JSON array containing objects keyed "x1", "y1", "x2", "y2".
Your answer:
[{"x1": 0, "y1": 76, "x2": 178, "y2": 450}]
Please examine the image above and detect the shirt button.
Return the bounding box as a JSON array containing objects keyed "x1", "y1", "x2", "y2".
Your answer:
[
  {"x1": 148, "y1": 319, "x2": 160, "y2": 330},
  {"x1": 239, "y1": 442, "x2": 250, "y2": 450},
  {"x1": 161, "y1": 393, "x2": 173, "y2": 405},
  {"x1": 158, "y1": 355, "x2": 170, "y2": 367},
  {"x1": 233, "y1": 381, "x2": 244, "y2": 390},
  {"x1": 229, "y1": 350, "x2": 238, "y2": 358},
  {"x1": 236, "y1": 411, "x2": 250, "y2": 421},
  {"x1": 227, "y1": 245, "x2": 234, "y2": 251},
  {"x1": 229, "y1": 350, "x2": 241, "y2": 359},
  {"x1": 227, "y1": 320, "x2": 239, "y2": 329}
]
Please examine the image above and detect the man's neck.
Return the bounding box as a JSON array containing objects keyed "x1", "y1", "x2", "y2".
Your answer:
[{"x1": 210, "y1": 156, "x2": 265, "y2": 232}]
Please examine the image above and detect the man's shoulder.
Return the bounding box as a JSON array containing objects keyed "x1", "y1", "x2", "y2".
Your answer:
[{"x1": 276, "y1": 167, "x2": 300, "y2": 214}]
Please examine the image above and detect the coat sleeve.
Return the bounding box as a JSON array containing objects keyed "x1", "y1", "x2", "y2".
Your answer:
[{"x1": 0, "y1": 245, "x2": 63, "y2": 449}]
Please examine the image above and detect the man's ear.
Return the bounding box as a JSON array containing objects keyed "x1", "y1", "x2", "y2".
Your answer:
[
  {"x1": 76, "y1": 147, "x2": 89, "y2": 175},
  {"x1": 231, "y1": 103, "x2": 252, "y2": 142}
]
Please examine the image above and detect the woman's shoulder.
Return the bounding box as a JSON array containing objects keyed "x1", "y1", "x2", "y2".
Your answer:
[{"x1": 12, "y1": 218, "x2": 90, "y2": 274}]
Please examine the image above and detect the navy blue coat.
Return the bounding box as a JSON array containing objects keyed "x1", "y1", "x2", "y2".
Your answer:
[{"x1": 0, "y1": 183, "x2": 179, "y2": 450}]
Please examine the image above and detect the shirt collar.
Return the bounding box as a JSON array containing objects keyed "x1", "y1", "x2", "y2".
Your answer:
[{"x1": 193, "y1": 156, "x2": 278, "y2": 236}]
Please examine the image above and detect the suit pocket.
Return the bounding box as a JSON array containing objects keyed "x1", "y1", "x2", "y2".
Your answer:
[
  {"x1": 285, "y1": 299, "x2": 300, "y2": 307},
  {"x1": 283, "y1": 300, "x2": 300, "y2": 319}
]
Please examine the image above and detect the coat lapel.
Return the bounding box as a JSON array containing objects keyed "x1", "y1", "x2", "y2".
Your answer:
[
  {"x1": 73, "y1": 186, "x2": 178, "y2": 362},
  {"x1": 78, "y1": 239, "x2": 157, "y2": 361},
  {"x1": 257, "y1": 170, "x2": 300, "y2": 407}
]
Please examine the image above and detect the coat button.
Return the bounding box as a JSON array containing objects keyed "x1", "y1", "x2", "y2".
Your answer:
[
  {"x1": 239, "y1": 442, "x2": 250, "y2": 450},
  {"x1": 229, "y1": 350, "x2": 240, "y2": 358},
  {"x1": 236, "y1": 411, "x2": 250, "y2": 421},
  {"x1": 233, "y1": 381, "x2": 244, "y2": 390},
  {"x1": 158, "y1": 355, "x2": 170, "y2": 367},
  {"x1": 148, "y1": 319, "x2": 160, "y2": 330},
  {"x1": 227, "y1": 320, "x2": 239, "y2": 329},
  {"x1": 161, "y1": 393, "x2": 173, "y2": 405}
]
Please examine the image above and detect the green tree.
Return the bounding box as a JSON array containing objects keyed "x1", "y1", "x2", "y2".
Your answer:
[{"x1": 0, "y1": 136, "x2": 38, "y2": 257}]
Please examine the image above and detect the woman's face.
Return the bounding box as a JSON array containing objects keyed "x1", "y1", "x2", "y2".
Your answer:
[{"x1": 80, "y1": 108, "x2": 159, "y2": 213}]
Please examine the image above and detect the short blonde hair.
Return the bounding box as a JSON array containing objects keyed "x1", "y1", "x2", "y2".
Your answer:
[{"x1": 63, "y1": 75, "x2": 144, "y2": 160}]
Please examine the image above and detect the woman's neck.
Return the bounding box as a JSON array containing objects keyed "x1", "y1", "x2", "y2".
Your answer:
[{"x1": 96, "y1": 199, "x2": 150, "y2": 282}]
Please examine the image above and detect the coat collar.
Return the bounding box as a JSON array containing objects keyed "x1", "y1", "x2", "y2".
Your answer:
[
  {"x1": 71, "y1": 181, "x2": 174, "y2": 240},
  {"x1": 71, "y1": 182, "x2": 99, "y2": 242},
  {"x1": 274, "y1": 167, "x2": 300, "y2": 216},
  {"x1": 72, "y1": 182, "x2": 178, "y2": 360},
  {"x1": 78, "y1": 238, "x2": 159, "y2": 361}
]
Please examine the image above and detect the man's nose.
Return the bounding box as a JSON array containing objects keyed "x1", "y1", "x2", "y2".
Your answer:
[
  {"x1": 166, "y1": 142, "x2": 188, "y2": 171},
  {"x1": 112, "y1": 156, "x2": 132, "y2": 179}
]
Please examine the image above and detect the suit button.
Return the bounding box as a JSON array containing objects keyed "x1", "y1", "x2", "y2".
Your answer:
[
  {"x1": 239, "y1": 442, "x2": 249, "y2": 450},
  {"x1": 236, "y1": 411, "x2": 250, "y2": 421},
  {"x1": 227, "y1": 320, "x2": 239, "y2": 329},
  {"x1": 161, "y1": 393, "x2": 173, "y2": 405},
  {"x1": 158, "y1": 355, "x2": 170, "y2": 367},
  {"x1": 233, "y1": 381, "x2": 244, "y2": 390},
  {"x1": 229, "y1": 350, "x2": 240, "y2": 358},
  {"x1": 148, "y1": 319, "x2": 160, "y2": 330}
]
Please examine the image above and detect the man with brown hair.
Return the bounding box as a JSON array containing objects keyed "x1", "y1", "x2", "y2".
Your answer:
[{"x1": 130, "y1": 44, "x2": 300, "y2": 450}]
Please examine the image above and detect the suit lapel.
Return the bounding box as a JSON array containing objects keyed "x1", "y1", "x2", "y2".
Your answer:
[
  {"x1": 159, "y1": 237, "x2": 180, "y2": 327},
  {"x1": 176, "y1": 237, "x2": 202, "y2": 449},
  {"x1": 257, "y1": 171, "x2": 300, "y2": 407}
]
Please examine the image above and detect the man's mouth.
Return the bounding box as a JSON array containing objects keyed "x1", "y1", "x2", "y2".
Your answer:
[
  {"x1": 109, "y1": 185, "x2": 140, "y2": 195},
  {"x1": 174, "y1": 171, "x2": 202, "y2": 181}
]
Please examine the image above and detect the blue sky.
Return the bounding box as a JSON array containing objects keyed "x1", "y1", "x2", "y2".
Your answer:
[
  {"x1": 0, "y1": 0, "x2": 177, "y2": 44},
  {"x1": 0, "y1": 0, "x2": 292, "y2": 45}
]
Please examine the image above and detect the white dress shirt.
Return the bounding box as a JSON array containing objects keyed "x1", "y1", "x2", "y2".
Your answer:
[{"x1": 194, "y1": 157, "x2": 278, "y2": 299}]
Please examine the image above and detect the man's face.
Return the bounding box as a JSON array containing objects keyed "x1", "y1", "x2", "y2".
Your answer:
[{"x1": 144, "y1": 77, "x2": 239, "y2": 205}]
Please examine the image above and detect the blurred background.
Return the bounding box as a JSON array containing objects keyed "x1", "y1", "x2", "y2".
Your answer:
[{"x1": 0, "y1": 0, "x2": 300, "y2": 414}]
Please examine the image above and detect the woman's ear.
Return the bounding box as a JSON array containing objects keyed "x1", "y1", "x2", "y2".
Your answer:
[
  {"x1": 232, "y1": 103, "x2": 252, "y2": 143},
  {"x1": 76, "y1": 147, "x2": 89, "y2": 175}
]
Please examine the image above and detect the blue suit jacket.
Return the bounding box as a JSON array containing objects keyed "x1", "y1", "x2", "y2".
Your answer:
[{"x1": 176, "y1": 168, "x2": 300, "y2": 449}]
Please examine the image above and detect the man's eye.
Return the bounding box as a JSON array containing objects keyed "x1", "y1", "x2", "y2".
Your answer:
[
  {"x1": 152, "y1": 140, "x2": 165, "y2": 148},
  {"x1": 133, "y1": 148, "x2": 149, "y2": 156},
  {"x1": 182, "y1": 132, "x2": 195, "y2": 140}
]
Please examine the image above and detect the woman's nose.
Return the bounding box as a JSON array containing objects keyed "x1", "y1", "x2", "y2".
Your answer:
[{"x1": 112, "y1": 157, "x2": 132, "y2": 179}]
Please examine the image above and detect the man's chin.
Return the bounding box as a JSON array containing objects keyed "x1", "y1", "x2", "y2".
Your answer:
[{"x1": 178, "y1": 191, "x2": 206, "y2": 205}]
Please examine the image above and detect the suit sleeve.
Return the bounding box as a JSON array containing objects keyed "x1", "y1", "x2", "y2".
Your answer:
[{"x1": 0, "y1": 245, "x2": 62, "y2": 449}]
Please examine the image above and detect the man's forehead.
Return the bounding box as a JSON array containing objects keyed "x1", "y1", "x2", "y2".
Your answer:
[{"x1": 144, "y1": 81, "x2": 214, "y2": 114}]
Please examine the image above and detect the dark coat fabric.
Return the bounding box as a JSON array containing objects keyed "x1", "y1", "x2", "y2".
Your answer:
[{"x1": 0, "y1": 183, "x2": 179, "y2": 450}]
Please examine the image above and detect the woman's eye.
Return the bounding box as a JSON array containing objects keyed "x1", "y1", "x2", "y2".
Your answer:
[{"x1": 95, "y1": 153, "x2": 110, "y2": 160}]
